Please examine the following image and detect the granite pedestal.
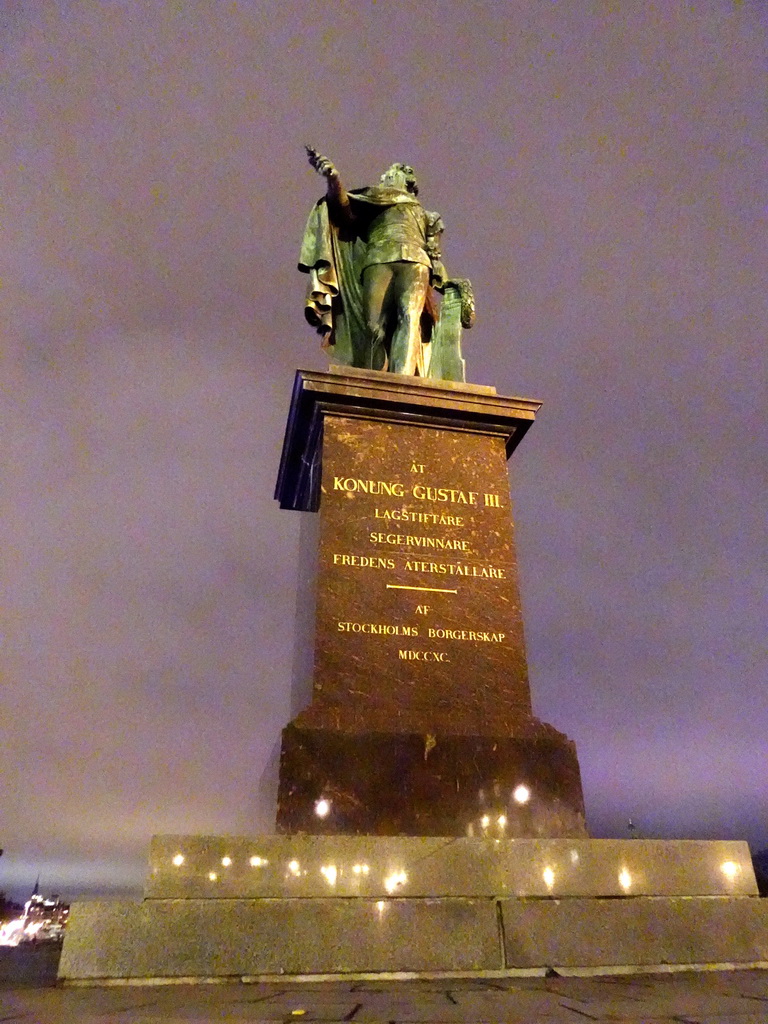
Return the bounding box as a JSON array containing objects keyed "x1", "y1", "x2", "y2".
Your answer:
[{"x1": 274, "y1": 368, "x2": 585, "y2": 837}]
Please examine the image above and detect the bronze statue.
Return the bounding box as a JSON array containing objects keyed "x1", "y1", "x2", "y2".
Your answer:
[{"x1": 299, "y1": 149, "x2": 474, "y2": 382}]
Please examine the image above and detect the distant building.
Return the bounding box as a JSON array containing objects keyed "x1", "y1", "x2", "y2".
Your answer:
[{"x1": 0, "y1": 883, "x2": 69, "y2": 945}]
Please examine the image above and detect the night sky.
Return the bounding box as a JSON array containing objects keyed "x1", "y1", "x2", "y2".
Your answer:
[{"x1": 1, "y1": 1, "x2": 766, "y2": 902}]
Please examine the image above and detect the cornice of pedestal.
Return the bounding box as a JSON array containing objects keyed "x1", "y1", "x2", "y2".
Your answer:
[{"x1": 275, "y1": 367, "x2": 542, "y2": 512}]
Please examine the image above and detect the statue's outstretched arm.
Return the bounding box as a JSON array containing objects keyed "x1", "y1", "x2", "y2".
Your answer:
[{"x1": 305, "y1": 146, "x2": 353, "y2": 226}]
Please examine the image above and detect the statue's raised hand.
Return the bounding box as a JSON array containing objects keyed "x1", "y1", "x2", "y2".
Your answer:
[{"x1": 305, "y1": 146, "x2": 338, "y2": 180}]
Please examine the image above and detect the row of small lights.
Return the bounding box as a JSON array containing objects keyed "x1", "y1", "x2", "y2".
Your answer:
[
  {"x1": 172, "y1": 857, "x2": 734, "y2": 893},
  {"x1": 170, "y1": 847, "x2": 742, "y2": 891},
  {"x1": 172, "y1": 853, "x2": 269, "y2": 869},
  {"x1": 172, "y1": 852, "x2": 269, "y2": 882},
  {"x1": 475, "y1": 784, "x2": 531, "y2": 832},
  {"x1": 314, "y1": 794, "x2": 742, "y2": 886},
  {"x1": 316, "y1": 787, "x2": 529, "y2": 821},
  {"x1": 171, "y1": 853, "x2": 405, "y2": 891},
  {"x1": 536, "y1": 861, "x2": 741, "y2": 892}
]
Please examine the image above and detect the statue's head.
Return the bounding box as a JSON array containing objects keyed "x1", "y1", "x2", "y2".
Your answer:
[{"x1": 380, "y1": 163, "x2": 419, "y2": 195}]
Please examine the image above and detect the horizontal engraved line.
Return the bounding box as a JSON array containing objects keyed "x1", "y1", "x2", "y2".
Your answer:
[{"x1": 386, "y1": 585, "x2": 458, "y2": 594}]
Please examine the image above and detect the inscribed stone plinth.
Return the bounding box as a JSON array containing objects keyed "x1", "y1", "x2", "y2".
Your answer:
[
  {"x1": 302, "y1": 417, "x2": 531, "y2": 733},
  {"x1": 274, "y1": 369, "x2": 585, "y2": 837}
]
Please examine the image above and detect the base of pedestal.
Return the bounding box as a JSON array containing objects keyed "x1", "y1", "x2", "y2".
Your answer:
[
  {"x1": 58, "y1": 836, "x2": 767, "y2": 982},
  {"x1": 276, "y1": 720, "x2": 586, "y2": 837}
]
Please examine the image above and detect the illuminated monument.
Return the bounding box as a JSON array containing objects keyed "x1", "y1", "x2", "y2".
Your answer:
[
  {"x1": 277, "y1": 151, "x2": 586, "y2": 838},
  {"x1": 59, "y1": 154, "x2": 768, "y2": 982}
]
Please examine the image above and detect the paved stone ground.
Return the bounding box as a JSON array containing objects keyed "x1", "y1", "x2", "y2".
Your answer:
[{"x1": 2, "y1": 969, "x2": 768, "y2": 1023}]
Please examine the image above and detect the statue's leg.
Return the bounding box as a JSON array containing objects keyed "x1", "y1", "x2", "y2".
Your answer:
[
  {"x1": 388, "y1": 263, "x2": 429, "y2": 376},
  {"x1": 361, "y1": 264, "x2": 394, "y2": 371}
]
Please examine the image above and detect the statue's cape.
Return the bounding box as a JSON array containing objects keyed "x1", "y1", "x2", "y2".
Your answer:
[{"x1": 298, "y1": 199, "x2": 367, "y2": 363}]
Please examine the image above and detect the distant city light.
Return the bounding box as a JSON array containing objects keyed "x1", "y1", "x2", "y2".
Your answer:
[
  {"x1": 288, "y1": 860, "x2": 301, "y2": 876},
  {"x1": 221, "y1": 856, "x2": 232, "y2": 867},
  {"x1": 208, "y1": 871, "x2": 218, "y2": 882},
  {"x1": 721, "y1": 861, "x2": 740, "y2": 879},
  {"x1": 0, "y1": 920, "x2": 25, "y2": 947},
  {"x1": 618, "y1": 868, "x2": 632, "y2": 890},
  {"x1": 250, "y1": 855, "x2": 267, "y2": 868},
  {"x1": 480, "y1": 815, "x2": 490, "y2": 828},
  {"x1": 513, "y1": 784, "x2": 531, "y2": 804},
  {"x1": 497, "y1": 814, "x2": 507, "y2": 827},
  {"x1": 314, "y1": 798, "x2": 331, "y2": 818},
  {"x1": 171, "y1": 853, "x2": 185, "y2": 867},
  {"x1": 0, "y1": 892, "x2": 69, "y2": 946},
  {"x1": 353, "y1": 863, "x2": 370, "y2": 875},
  {"x1": 543, "y1": 866, "x2": 555, "y2": 889}
]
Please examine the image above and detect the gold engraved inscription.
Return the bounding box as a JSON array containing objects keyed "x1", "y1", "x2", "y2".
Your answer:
[
  {"x1": 374, "y1": 508, "x2": 464, "y2": 526},
  {"x1": 334, "y1": 477, "x2": 405, "y2": 496},
  {"x1": 398, "y1": 650, "x2": 449, "y2": 662},
  {"x1": 428, "y1": 628, "x2": 506, "y2": 643},
  {"x1": 330, "y1": 462, "x2": 510, "y2": 659},
  {"x1": 338, "y1": 621, "x2": 418, "y2": 636},
  {"x1": 411, "y1": 484, "x2": 477, "y2": 505},
  {"x1": 332, "y1": 554, "x2": 396, "y2": 569},
  {"x1": 369, "y1": 531, "x2": 469, "y2": 552},
  {"x1": 404, "y1": 560, "x2": 506, "y2": 580},
  {"x1": 334, "y1": 478, "x2": 503, "y2": 508}
]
